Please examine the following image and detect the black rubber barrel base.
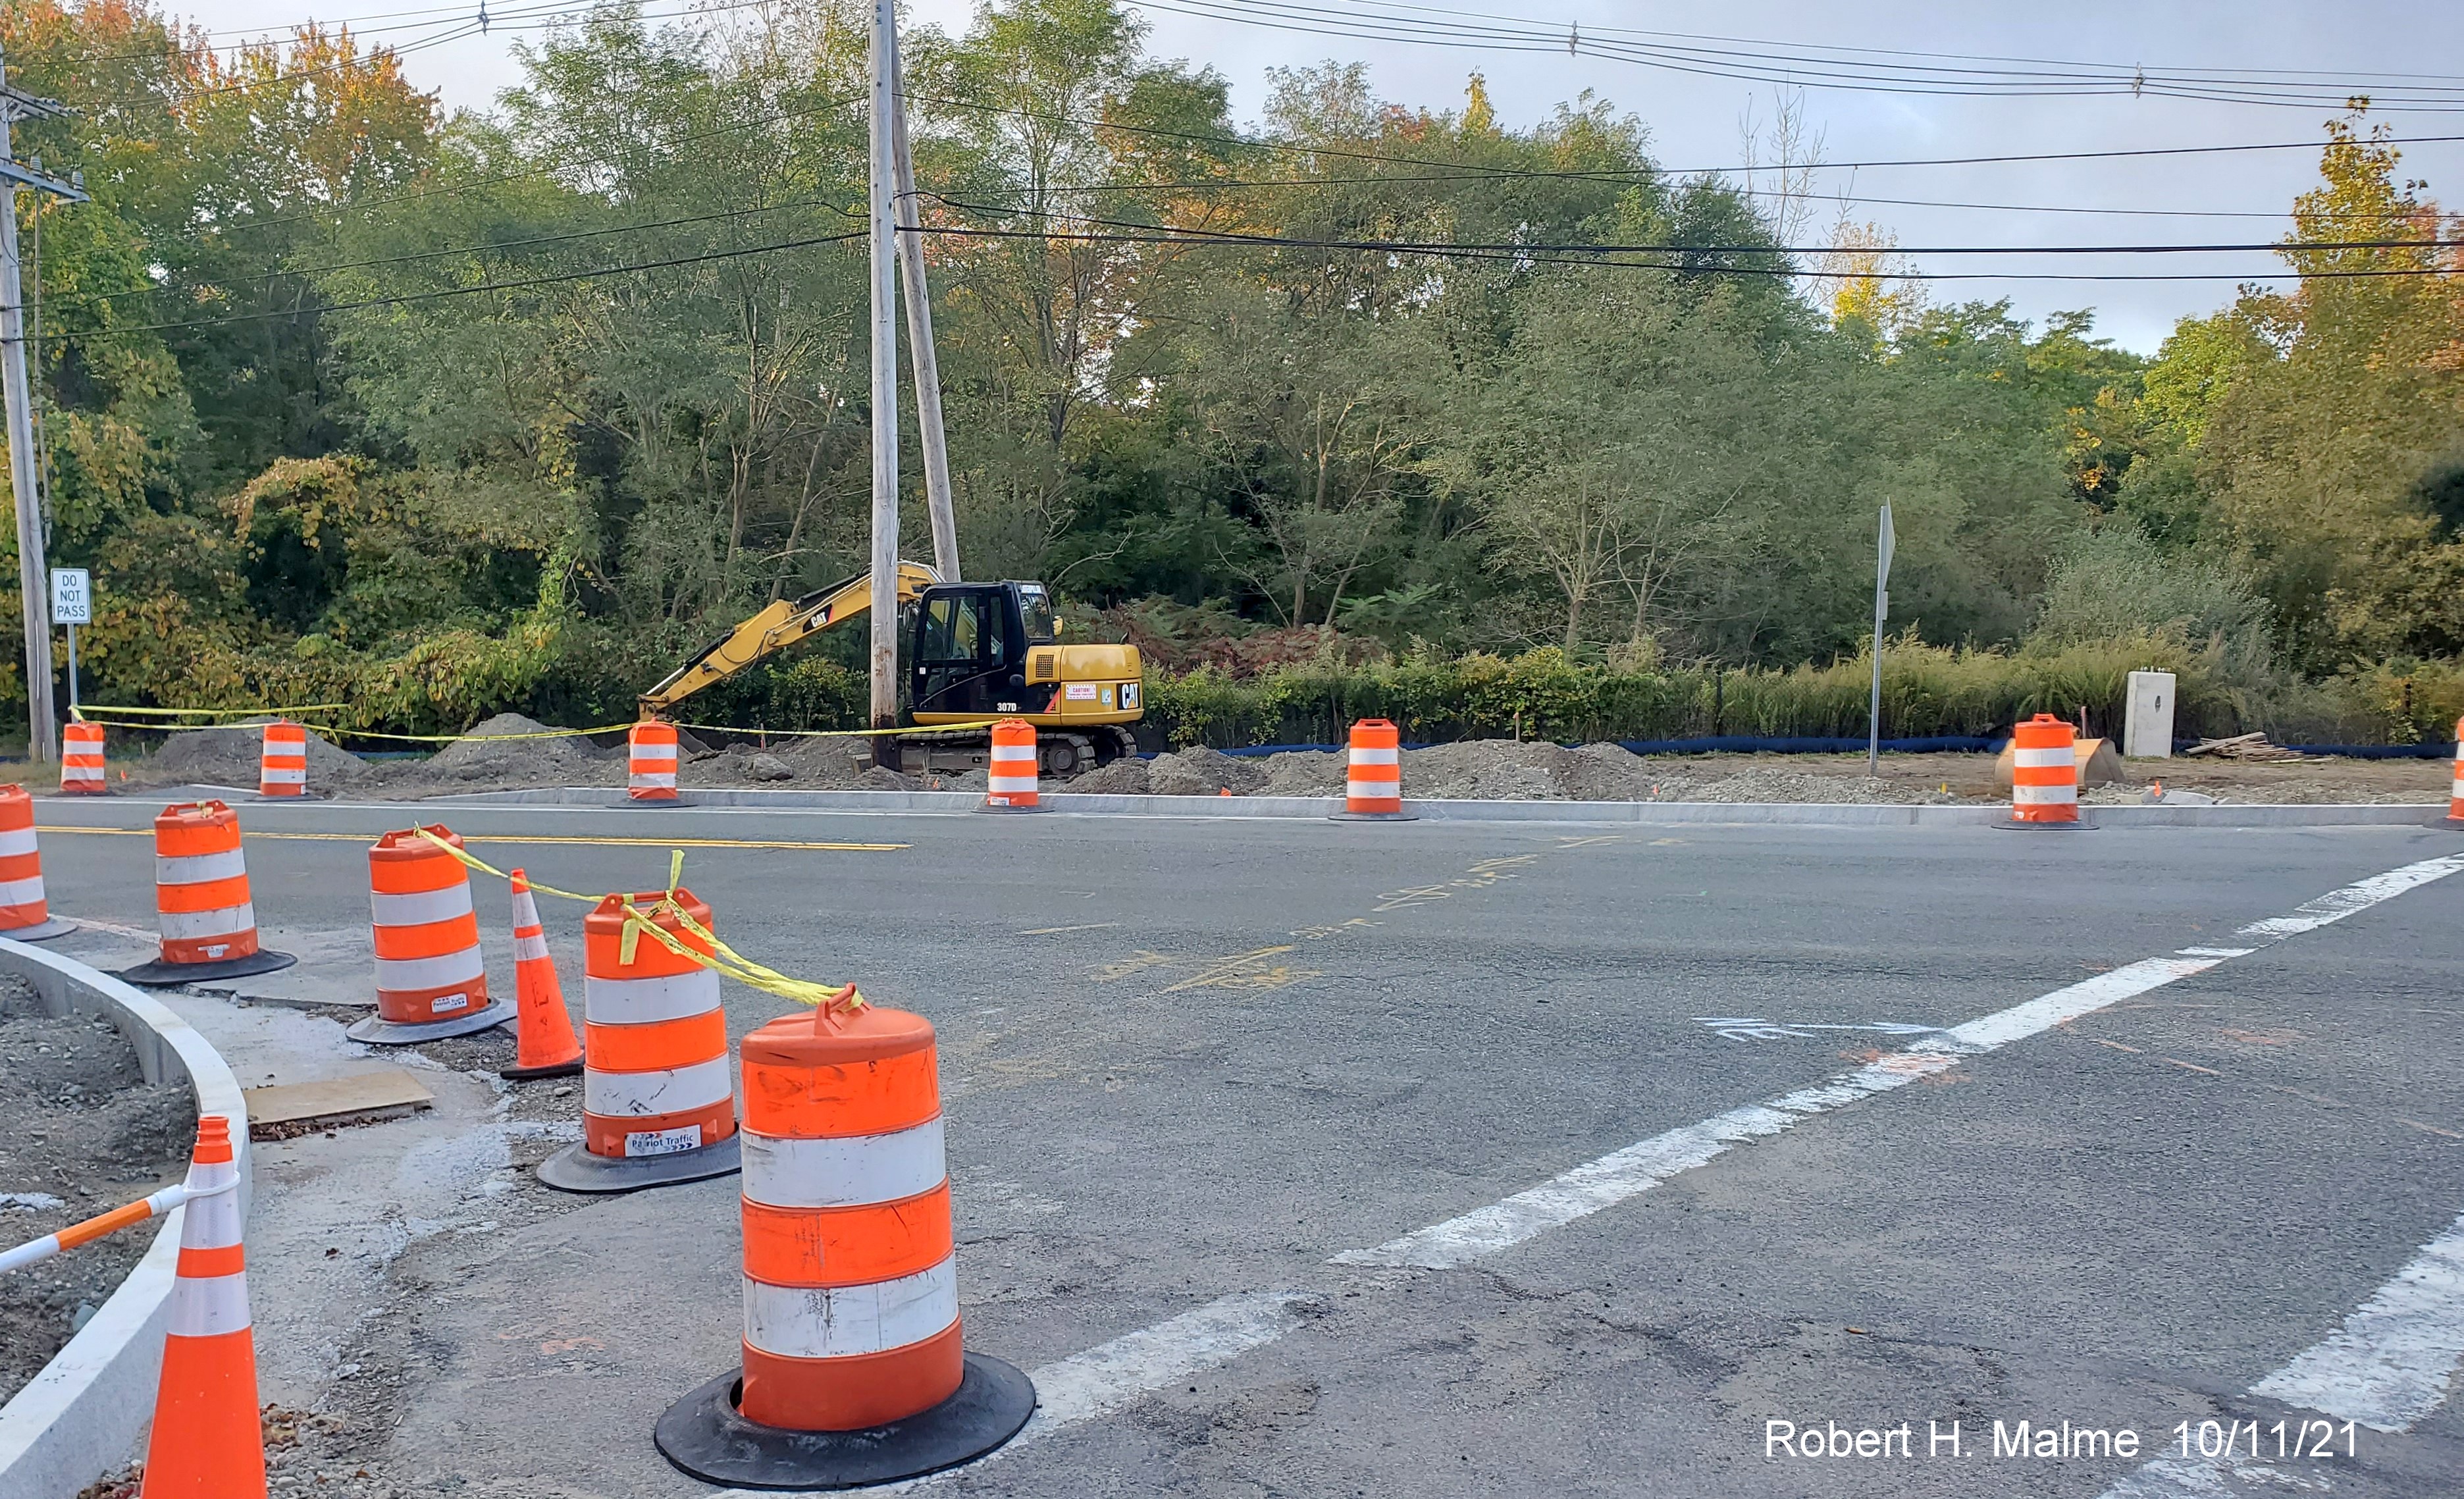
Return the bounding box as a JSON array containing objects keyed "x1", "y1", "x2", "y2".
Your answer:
[
  {"x1": 500, "y1": 1057, "x2": 585, "y2": 1080},
  {"x1": 1328, "y1": 809, "x2": 1418, "y2": 822},
  {"x1": 973, "y1": 802, "x2": 1044, "y2": 814},
  {"x1": 536, "y1": 1134, "x2": 740, "y2": 1194},
  {"x1": 0, "y1": 917, "x2": 80, "y2": 943},
  {"x1": 118, "y1": 949, "x2": 299, "y2": 987},
  {"x1": 615, "y1": 795, "x2": 693, "y2": 809},
  {"x1": 250, "y1": 791, "x2": 327, "y2": 803},
  {"x1": 656, "y1": 1354, "x2": 1037, "y2": 1490},
  {"x1": 1992, "y1": 818, "x2": 2094, "y2": 831},
  {"x1": 346, "y1": 1001, "x2": 513, "y2": 1045}
]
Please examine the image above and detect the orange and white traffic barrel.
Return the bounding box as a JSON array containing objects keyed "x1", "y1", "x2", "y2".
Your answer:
[
  {"x1": 60, "y1": 720, "x2": 107, "y2": 795},
  {"x1": 502, "y1": 868, "x2": 584, "y2": 1079},
  {"x1": 0, "y1": 784, "x2": 75, "y2": 941},
  {"x1": 348, "y1": 826, "x2": 511, "y2": 1044},
  {"x1": 981, "y1": 719, "x2": 1040, "y2": 811},
  {"x1": 257, "y1": 720, "x2": 309, "y2": 798},
  {"x1": 139, "y1": 1115, "x2": 266, "y2": 1494},
  {"x1": 655, "y1": 1001, "x2": 1034, "y2": 1488},
  {"x1": 1330, "y1": 718, "x2": 1415, "y2": 821},
  {"x1": 629, "y1": 720, "x2": 681, "y2": 802},
  {"x1": 537, "y1": 886, "x2": 740, "y2": 1192},
  {"x1": 2445, "y1": 718, "x2": 2462, "y2": 827},
  {"x1": 1999, "y1": 714, "x2": 2085, "y2": 830},
  {"x1": 119, "y1": 800, "x2": 296, "y2": 986}
]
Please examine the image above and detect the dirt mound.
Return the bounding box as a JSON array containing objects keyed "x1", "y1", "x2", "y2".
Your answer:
[
  {"x1": 1069, "y1": 756, "x2": 1151, "y2": 794},
  {"x1": 135, "y1": 720, "x2": 375, "y2": 791},
  {"x1": 1146, "y1": 746, "x2": 1269, "y2": 797},
  {"x1": 409, "y1": 715, "x2": 611, "y2": 799},
  {"x1": 0, "y1": 974, "x2": 192, "y2": 1403}
]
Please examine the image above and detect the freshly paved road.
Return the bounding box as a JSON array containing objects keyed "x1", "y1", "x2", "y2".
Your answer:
[{"x1": 27, "y1": 792, "x2": 2464, "y2": 1498}]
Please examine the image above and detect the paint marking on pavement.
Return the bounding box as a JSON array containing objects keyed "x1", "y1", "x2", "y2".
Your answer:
[
  {"x1": 1018, "y1": 922, "x2": 1122, "y2": 935},
  {"x1": 1336, "y1": 850, "x2": 2464, "y2": 1271},
  {"x1": 34, "y1": 826, "x2": 905, "y2": 852},
  {"x1": 2095, "y1": 1207, "x2": 2464, "y2": 1496},
  {"x1": 727, "y1": 851, "x2": 2464, "y2": 1488}
]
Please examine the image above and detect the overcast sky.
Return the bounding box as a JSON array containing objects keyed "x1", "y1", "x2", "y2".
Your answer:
[{"x1": 144, "y1": 0, "x2": 2464, "y2": 353}]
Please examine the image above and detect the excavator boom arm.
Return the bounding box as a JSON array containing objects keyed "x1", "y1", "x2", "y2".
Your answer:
[{"x1": 638, "y1": 561, "x2": 941, "y2": 714}]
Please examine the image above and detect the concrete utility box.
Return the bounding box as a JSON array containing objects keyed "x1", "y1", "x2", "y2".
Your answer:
[{"x1": 2125, "y1": 671, "x2": 2176, "y2": 758}]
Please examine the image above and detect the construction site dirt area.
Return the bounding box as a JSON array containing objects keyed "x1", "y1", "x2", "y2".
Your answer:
[
  {"x1": 101, "y1": 720, "x2": 2455, "y2": 805},
  {"x1": 0, "y1": 974, "x2": 193, "y2": 1404}
]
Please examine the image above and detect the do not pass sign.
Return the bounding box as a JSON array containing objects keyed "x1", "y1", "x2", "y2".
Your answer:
[{"x1": 49, "y1": 567, "x2": 90, "y2": 625}]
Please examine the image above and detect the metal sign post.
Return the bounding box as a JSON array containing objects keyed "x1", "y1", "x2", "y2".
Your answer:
[
  {"x1": 1868, "y1": 504, "x2": 1893, "y2": 777},
  {"x1": 50, "y1": 565, "x2": 87, "y2": 712}
]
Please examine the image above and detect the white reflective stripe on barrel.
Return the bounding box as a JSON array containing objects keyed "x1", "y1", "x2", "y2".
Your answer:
[
  {"x1": 630, "y1": 742, "x2": 679, "y2": 763},
  {"x1": 1347, "y1": 781, "x2": 1399, "y2": 799},
  {"x1": 0, "y1": 875, "x2": 45, "y2": 906},
  {"x1": 987, "y1": 775, "x2": 1037, "y2": 792},
  {"x1": 160, "y1": 905, "x2": 254, "y2": 939},
  {"x1": 585, "y1": 968, "x2": 721, "y2": 1026},
  {"x1": 584, "y1": 1054, "x2": 733, "y2": 1118},
  {"x1": 375, "y1": 947, "x2": 486, "y2": 991},
  {"x1": 157, "y1": 850, "x2": 247, "y2": 885},
  {"x1": 741, "y1": 1257, "x2": 959, "y2": 1360},
  {"x1": 2011, "y1": 784, "x2": 2079, "y2": 805},
  {"x1": 259, "y1": 767, "x2": 306, "y2": 783},
  {"x1": 0, "y1": 828, "x2": 36, "y2": 857},
  {"x1": 629, "y1": 772, "x2": 677, "y2": 788},
  {"x1": 165, "y1": 1271, "x2": 252, "y2": 1338},
  {"x1": 990, "y1": 746, "x2": 1036, "y2": 762},
  {"x1": 741, "y1": 1117, "x2": 947, "y2": 1209},
  {"x1": 369, "y1": 884, "x2": 475, "y2": 927},
  {"x1": 2012, "y1": 747, "x2": 2076, "y2": 768},
  {"x1": 1348, "y1": 747, "x2": 1399, "y2": 765}
]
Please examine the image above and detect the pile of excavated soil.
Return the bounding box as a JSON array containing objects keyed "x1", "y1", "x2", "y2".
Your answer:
[
  {"x1": 0, "y1": 975, "x2": 192, "y2": 1403},
  {"x1": 396, "y1": 713, "x2": 618, "y2": 793},
  {"x1": 1077, "y1": 741, "x2": 2451, "y2": 805},
  {"x1": 130, "y1": 720, "x2": 377, "y2": 793}
]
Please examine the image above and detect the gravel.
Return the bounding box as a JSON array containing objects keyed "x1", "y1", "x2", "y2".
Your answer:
[
  {"x1": 0, "y1": 974, "x2": 193, "y2": 1404},
  {"x1": 130, "y1": 720, "x2": 377, "y2": 793}
]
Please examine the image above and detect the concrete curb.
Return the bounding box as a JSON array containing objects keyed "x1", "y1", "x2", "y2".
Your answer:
[
  {"x1": 0, "y1": 941, "x2": 251, "y2": 1499},
  {"x1": 415, "y1": 785, "x2": 2457, "y2": 828}
]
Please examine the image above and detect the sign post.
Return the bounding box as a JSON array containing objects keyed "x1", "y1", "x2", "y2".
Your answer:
[
  {"x1": 1868, "y1": 505, "x2": 1893, "y2": 777},
  {"x1": 49, "y1": 566, "x2": 88, "y2": 714}
]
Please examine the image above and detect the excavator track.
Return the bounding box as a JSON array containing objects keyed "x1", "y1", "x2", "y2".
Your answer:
[{"x1": 885, "y1": 727, "x2": 1114, "y2": 779}]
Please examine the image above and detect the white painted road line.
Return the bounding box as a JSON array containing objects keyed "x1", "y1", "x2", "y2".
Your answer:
[
  {"x1": 727, "y1": 851, "x2": 2464, "y2": 1491},
  {"x1": 1339, "y1": 851, "x2": 2464, "y2": 1271},
  {"x1": 2098, "y1": 1207, "x2": 2464, "y2": 1497}
]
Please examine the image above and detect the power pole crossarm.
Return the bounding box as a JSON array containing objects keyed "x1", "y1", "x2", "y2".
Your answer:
[{"x1": 0, "y1": 54, "x2": 78, "y2": 765}]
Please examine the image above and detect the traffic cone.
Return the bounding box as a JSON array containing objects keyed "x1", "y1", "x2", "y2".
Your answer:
[
  {"x1": 256, "y1": 722, "x2": 308, "y2": 799},
  {"x1": 1330, "y1": 718, "x2": 1415, "y2": 821},
  {"x1": 502, "y1": 869, "x2": 583, "y2": 1080},
  {"x1": 629, "y1": 721, "x2": 681, "y2": 803},
  {"x1": 980, "y1": 719, "x2": 1041, "y2": 812},
  {"x1": 2444, "y1": 718, "x2": 2461, "y2": 827},
  {"x1": 139, "y1": 1115, "x2": 265, "y2": 1499},
  {"x1": 655, "y1": 999, "x2": 1034, "y2": 1487},
  {"x1": 348, "y1": 826, "x2": 510, "y2": 1044},
  {"x1": 1997, "y1": 714, "x2": 2087, "y2": 831},
  {"x1": 118, "y1": 802, "x2": 298, "y2": 986},
  {"x1": 61, "y1": 720, "x2": 107, "y2": 795},
  {"x1": 0, "y1": 784, "x2": 76, "y2": 941}
]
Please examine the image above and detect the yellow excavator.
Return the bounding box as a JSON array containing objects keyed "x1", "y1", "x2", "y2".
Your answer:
[{"x1": 639, "y1": 562, "x2": 1144, "y2": 776}]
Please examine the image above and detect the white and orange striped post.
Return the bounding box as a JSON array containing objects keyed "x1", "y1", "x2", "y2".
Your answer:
[
  {"x1": 60, "y1": 720, "x2": 107, "y2": 795},
  {"x1": 2445, "y1": 717, "x2": 2462, "y2": 827},
  {"x1": 257, "y1": 721, "x2": 308, "y2": 799},
  {"x1": 138, "y1": 1115, "x2": 267, "y2": 1496},
  {"x1": 120, "y1": 801, "x2": 296, "y2": 985},
  {"x1": 1999, "y1": 713, "x2": 2085, "y2": 830},
  {"x1": 348, "y1": 826, "x2": 510, "y2": 1044},
  {"x1": 629, "y1": 720, "x2": 680, "y2": 802},
  {"x1": 537, "y1": 887, "x2": 739, "y2": 1192},
  {"x1": 653, "y1": 999, "x2": 1034, "y2": 1487},
  {"x1": 0, "y1": 785, "x2": 74, "y2": 941},
  {"x1": 981, "y1": 719, "x2": 1040, "y2": 811},
  {"x1": 1330, "y1": 718, "x2": 1415, "y2": 821}
]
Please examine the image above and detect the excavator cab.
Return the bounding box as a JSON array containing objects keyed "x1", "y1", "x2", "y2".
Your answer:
[{"x1": 909, "y1": 583, "x2": 1050, "y2": 718}]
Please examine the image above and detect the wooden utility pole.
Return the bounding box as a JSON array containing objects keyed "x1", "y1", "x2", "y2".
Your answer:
[
  {"x1": 887, "y1": 26, "x2": 960, "y2": 585},
  {"x1": 0, "y1": 55, "x2": 82, "y2": 766},
  {"x1": 866, "y1": 0, "x2": 902, "y2": 766}
]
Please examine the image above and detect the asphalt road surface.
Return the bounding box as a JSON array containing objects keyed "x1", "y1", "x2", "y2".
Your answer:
[{"x1": 26, "y1": 793, "x2": 2464, "y2": 1498}]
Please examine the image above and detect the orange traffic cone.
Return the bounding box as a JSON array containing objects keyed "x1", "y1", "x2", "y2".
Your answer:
[
  {"x1": 140, "y1": 1115, "x2": 264, "y2": 1499},
  {"x1": 502, "y1": 868, "x2": 583, "y2": 1080}
]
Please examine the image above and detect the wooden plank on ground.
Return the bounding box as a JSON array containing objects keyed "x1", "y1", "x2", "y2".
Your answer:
[{"x1": 244, "y1": 1070, "x2": 434, "y2": 1128}]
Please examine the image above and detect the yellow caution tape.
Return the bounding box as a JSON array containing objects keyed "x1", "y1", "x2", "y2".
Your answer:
[
  {"x1": 411, "y1": 829, "x2": 866, "y2": 1014},
  {"x1": 669, "y1": 718, "x2": 1007, "y2": 740},
  {"x1": 72, "y1": 703, "x2": 350, "y2": 719},
  {"x1": 73, "y1": 712, "x2": 1014, "y2": 746}
]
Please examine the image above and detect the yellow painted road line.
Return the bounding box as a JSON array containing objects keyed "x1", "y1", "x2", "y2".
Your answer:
[
  {"x1": 1018, "y1": 922, "x2": 1121, "y2": 935},
  {"x1": 36, "y1": 827, "x2": 906, "y2": 853}
]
